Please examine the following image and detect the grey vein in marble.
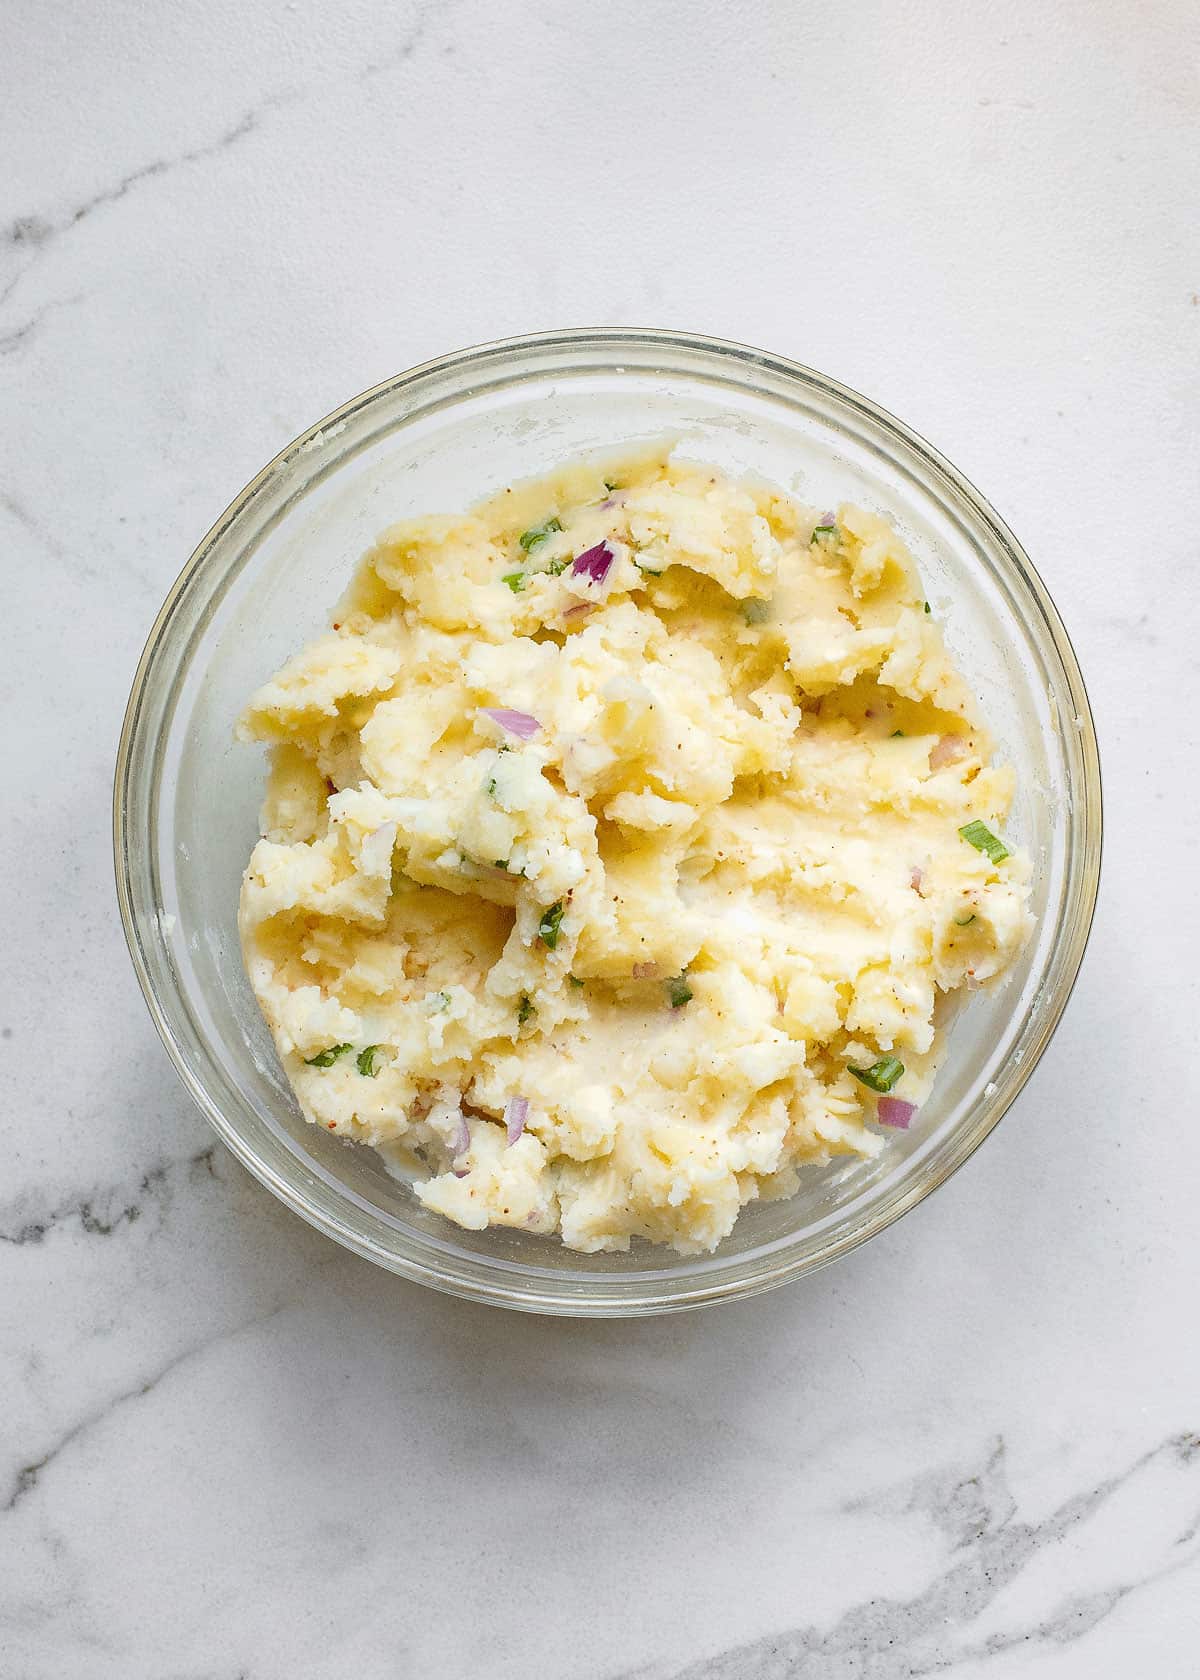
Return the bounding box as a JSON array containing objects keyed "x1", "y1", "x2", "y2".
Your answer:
[
  {"x1": 1, "y1": 1287, "x2": 300, "y2": 1514},
  {"x1": 356, "y1": 0, "x2": 441, "y2": 81},
  {"x1": 0, "y1": 1144, "x2": 216, "y2": 1248},
  {"x1": 0, "y1": 292, "x2": 83, "y2": 357},
  {"x1": 0, "y1": 485, "x2": 160, "y2": 594},
  {"x1": 0, "y1": 103, "x2": 277, "y2": 317},
  {"x1": 3, "y1": 1348, "x2": 197, "y2": 1514},
  {"x1": 615, "y1": 1433, "x2": 1200, "y2": 1680},
  {"x1": 0, "y1": 0, "x2": 448, "y2": 334},
  {"x1": 0, "y1": 489, "x2": 68, "y2": 559}
]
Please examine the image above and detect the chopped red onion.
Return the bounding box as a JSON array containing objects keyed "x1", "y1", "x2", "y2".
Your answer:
[
  {"x1": 504, "y1": 1095, "x2": 529, "y2": 1145},
  {"x1": 929, "y1": 733, "x2": 968, "y2": 770},
  {"x1": 482, "y1": 707, "x2": 540, "y2": 740},
  {"x1": 632, "y1": 961, "x2": 660, "y2": 980},
  {"x1": 562, "y1": 601, "x2": 595, "y2": 623},
  {"x1": 877, "y1": 1097, "x2": 916, "y2": 1129},
  {"x1": 571, "y1": 541, "x2": 615, "y2": 586},
  {"x1": 909, "y1": 865, "x2": 926, "y2": 896},
  {"x1": 450, "y1": 1113, "x2": 471, "y2": 1174}
]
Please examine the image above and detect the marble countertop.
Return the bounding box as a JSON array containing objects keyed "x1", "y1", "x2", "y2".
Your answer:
[{"x1": 4, "y1": 1, "x2": 1198, "y2": 1674}]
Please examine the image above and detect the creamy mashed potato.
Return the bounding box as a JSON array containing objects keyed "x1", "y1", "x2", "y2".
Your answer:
[{"x1": 237, "y1": 448, "x2": 1032, "y2": 1254}]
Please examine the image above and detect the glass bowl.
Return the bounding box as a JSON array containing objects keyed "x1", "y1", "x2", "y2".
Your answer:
[{"x1": 114, "y1": 329, "x2": 1101, "y2": 1316}]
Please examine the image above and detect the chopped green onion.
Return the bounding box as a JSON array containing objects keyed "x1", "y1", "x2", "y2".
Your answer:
[
  {"x1": 924, "y1": 601, "x2": 931, "y2": 614},
  {"x1": 568, "y1": 974, "x2": 585, "y2": 989},
  {"x1": 891, "y1": 729, "x2": 905, "y2": 738},
  {"x1": 666, "y1": 975, "x2": 693, "y2": 1009},
  {"x1": 502, "y1": 572, "x2": 525, "y2": 593},
  {"x1": 849, "y1": 1056, "x2": 904, "y2": 1093},
  {"x1": 811, "y1": 524, "x2": 836, "y2": 542},
  {"x1": 546, "y1": 558, "x2": 568, "y2": 576},
  {"x1": 485, "y1": 776, "x2": 498, "y2": 798},
  {"x1": 356, "y1": 1044, "x2": 383, "y2": 1077},
  {"x1": 954, "y1": 913, "x2": 977, "y2": 927},
  {"x1": 959, "y1": 820, "x2": 1010, "y2": 865},
  {"x1": 538, "y1": 901, "x2": 565, "y2": 950},
  {"x1": 635, "y1": 560, "x2": 663, "y2": 577},
  {"x1": 305, "y1": 1043, "x2": 352, "y2": 1068},
  {"x1": 740, "y1": 599, "x2": 771, "y2": 625},
  {"x1": 517, "y1": 994, "x2": 535, "y2": 1026},
  {"x1": 519, "y1": 516, "x2": 562, "y2": 552}
]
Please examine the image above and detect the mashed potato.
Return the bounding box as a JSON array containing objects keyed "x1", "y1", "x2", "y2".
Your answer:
[{"x1": 237, "y1": 448, "x2": 1032, "y2": 1254}]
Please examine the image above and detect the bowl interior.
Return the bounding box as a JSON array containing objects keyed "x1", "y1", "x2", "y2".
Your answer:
[{"x1": 119, "y1": 333, "x2": 1098, "y2": 1312}]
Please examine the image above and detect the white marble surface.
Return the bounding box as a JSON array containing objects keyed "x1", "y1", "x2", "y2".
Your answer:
[{"x1": 3, "y1": 0, "x2": 1199, "y2": 1673}]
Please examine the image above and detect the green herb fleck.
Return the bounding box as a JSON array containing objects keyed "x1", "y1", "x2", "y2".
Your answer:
[
  {"x1": 493, "y1": 859, "x2": 511, "y2": 872},
  {"x1": 891, "y1": 729, "x2": 905, "y2": 738},
  {"x1": 604, "y1": 479, "x2": 620, "y2": 492},
  {"x1": 546, "y1": 558, "x2": 569, "y2": 576},
  {"x1": 954, "y1": 913, "x2": 977, "y2": 927},
  {"x1": 568, "y1": 974, "x2": 585, "y2": 989},
  {"x1": 305, "y1": 1043, "x2": 352, "y2": 1068},
  {"x1": 924, "y1": 600, "x2": 931, "y2": 614},
  {"x1": 849, "y1": 1056, "x2": 904, "y2": 1093},
  {"x1": 485, "y1": 777, "x2": 498, "y2": 798},
  {"x1": 740, "y1": 598, "x2": 771, "y2": 625},
  {"x1": 635, "y1": 561, "x2": 663, "y2": 577},
  {"x1": 518, "y1": 516, "x2": 562, "y2": 552},
  {"x1": 666, "y1": 975, "x2": 693, "y2": 1009},
  {"x1": 538, "y1": 901, "x2": 565, "y2": 950},
  {"x1": 517, "y1": 994, "x2": 535, "y2": 1027},
  {"x1": 959, "y1": 820, "x2": 1010, "y2": 865},
  {"x1": 811, "y1": 523, "x2": 837, "y2": 542},
  {"x1": 356, "y1": 1044, "x2": 383, "y2": 1077},
  {"x1": 502, "y1": 572, "x2": 526, "y2": 593}
]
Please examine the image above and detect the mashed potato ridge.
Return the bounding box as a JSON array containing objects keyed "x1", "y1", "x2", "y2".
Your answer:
[{"x1": 237, "y1": 449, "x2": 1032, "y2": 1255}]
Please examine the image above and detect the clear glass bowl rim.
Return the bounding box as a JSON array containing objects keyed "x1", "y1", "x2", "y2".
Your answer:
[{"x1": 113, "y1": 327, "x2": 1102, "y2": 1316}]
